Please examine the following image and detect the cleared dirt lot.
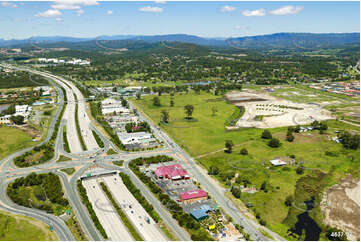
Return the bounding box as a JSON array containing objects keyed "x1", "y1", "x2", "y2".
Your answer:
[
  {"x1": 225, "y1": 91, "x2": 334, "y2": 128},
  {"x1": 82, "y1": 178, "x2": 134, "y2": 241},
  {"x1": 321, "y1": 175, "x2": 360, "y2": 240}
]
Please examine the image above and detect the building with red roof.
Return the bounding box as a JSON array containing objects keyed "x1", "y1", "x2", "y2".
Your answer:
[
  {"x1": 154, "y1": 164, "x2": 190, "y2": 180},
  {"x1": 179, "y1": 189, "x2": 207, "y2": 204}
]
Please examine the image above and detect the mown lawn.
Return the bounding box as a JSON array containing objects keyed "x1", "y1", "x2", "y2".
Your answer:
[
  {"x1": 133, "y1": 91, "x2": 264, "y2": 156},
  {"x1": 0, "y1": 210, "x2": 58, "y2": 241},
  {"x1": 0, "y1": 126, "x2": 36, "y2": 161}
]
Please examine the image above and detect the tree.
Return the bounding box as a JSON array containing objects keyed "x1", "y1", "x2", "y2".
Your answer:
[
  {"x1": 10, "y1": 115, "x2": 24, "y2": 125},
  {"x1": 170, "y1": 99, "x2": 174, "y2": 107},
  {"x1": 320, "y1": 122, "x2": 328, "y2": 131},
  {"x1": 294, "y1": 125, "x2": 301, "y2": 133},
  {"x1": 296, "y1": 166, "x2": 304, "y2": 175},
  {"x1": 231, "y1": 186, "x2": 241, "y2": 198},
  {"x1": 225, "y1": 140, "x2": 234, "y2": 153},
  {"x1": 211, "y1": 106, "x2": 218, "y2": 116},
  {"x1": 121, "y1": 99, "x2": 127, "y2": 107},
  {"x1": 153, "y1": 97, "x2": 161, "y2": 107},
  {"x1": 240, "y1": 148, "x2": 248, "y2": 155},
  {"x1": 285, "y1": 195, "x2": 294, "y2": 206},
  {"x1": 184, "y1": 105, "x2": 194, "y2": 119},
  {"x1": 260, "y1": 180, "x2": 268, "y2": 192},
  {"x1": 268, "y1": 138, "x2": 281, "y2": 148},
  {"x1": 160, "y1": 110, "x2": 169, "y2": 123},
  {"x1": 261, "y1": 130, "x2": 272, "y2": 139},
  {"x1": 286, "y1": 133, "x2": 295, "y2": 142},
  {"x1": 136, "y1": 93, "x2": 141, "y2": 100}
]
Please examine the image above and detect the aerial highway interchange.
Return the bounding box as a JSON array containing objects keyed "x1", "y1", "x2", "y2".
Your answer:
[{"x1": 0, "y1": 63, "x2": 284, "y2": 241}]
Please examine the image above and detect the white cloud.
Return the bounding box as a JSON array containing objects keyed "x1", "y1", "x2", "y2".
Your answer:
[
  {"x1": 76, "y1": 9, "x2": 84, "y2": 16},
  {"x1": 270, "y1": 5, "x2": 303, "y2": 15},
  {"x1": 154, "y1": 0, "x2": 166, "y2": 3},
  {"x1": 107, "y1": 10, "x2": 113, "y2": 15},
  {"x1": 221, "y1": 5, "x2": 236, "y2": 12},
  {"x1": 242, "y1": 8, "x2": 266, "y2": 17},
  {"x1": 55, "y1": 17, "x2": 63, "y2": 22},
  {"x1": 235, "y1": 25, "x2": 249, "y2": 30},
  {"x1": 139, "y1": 6, "x2": 163, "y2": 13},
  {"x1": 51, "y1": 4, "x2": 80, "y2": 10},
  {"x1": 51, "y1": 0, "x2": 98, "y2": 11},
  {"x1": 1, "y1": 2, "x2": 17, "y2": 8},
  {"x1": 35, "y1": 9, "x2": 62, "y2": 18}
]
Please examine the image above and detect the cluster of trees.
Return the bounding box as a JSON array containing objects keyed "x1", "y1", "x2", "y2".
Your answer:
[
  {"x1": 100, "y1": 182, "x2": 143, "y2": 240},
  {"x1": 286, "y1": 127, "x2": 295, "y2": 142},
  {"x1": 311, "y1": 121, "x2": 328, "y2": 134},
  {"x1": 234, "y1": 224, "x2": 250, "y2": 241},
  {"x1": 89, "y1": 101, "x2": 125, "y2": 150},
  {"x1": 10, "y1": 115, "x2": 25, "y2": 125},
  {"x1": 125, "y1": 121, "x2": 150, "y2": 133},
  {"x1": 0, "y1": 104, "x2": 15, "y2": 116},
  {"x1": 0, "y1": 71, "x2": 49, "y2": 89},
  {"x1": 14, "y1": 143, "x2": 54, "y2": 167},
  {"x1": 184, "y1": 104, "x2": 194, "y2": 119},
  {"x1": 129, "y1": 156, "x2": 214, "y2": 241},
  {"x1": 339, "y1": 131, "x2": 360, "y2": 150},
  {"x1": 77, "y1": 180, "x2": 108, "y2": 239},
  {"x1": 261, "y1": 130, "x2": 282, "y2": 148},
  {"x1": 7, "y1": 172, "x2": 68, "y2": 213}
]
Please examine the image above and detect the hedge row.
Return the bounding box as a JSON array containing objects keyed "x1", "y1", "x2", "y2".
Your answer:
[
  {"x1": 75, "y1": 103, "x2": 87, "y2": 151},
  {"x1": 89, "y1": 101, "x2": 125, "y2": 150},
  {"x1": 63, "y1": 125, "x2": 70, "y2": 153},
  {"x1": 92, "y1": 130, "x2": 104, "y2": 148},
  {"x1": 129, "y1": 156, "x2": 214, "y2": 241},
  {"x1": 234, "y1": 224, "x2": 250, "y2": 240},
  {"x1": 119, "y1": 172, "x2": 160, "y2": 223},
  {"x1": 76, "y1": 180, "x2": 108, "y2": 239},
  {"x1": 99, "y1": 182, "x2": 143, "y2": 241}
]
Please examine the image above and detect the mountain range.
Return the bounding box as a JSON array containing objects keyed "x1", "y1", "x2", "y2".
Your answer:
[{"x1": 0, "y1": 32, "x2": 359, "y2": 49}]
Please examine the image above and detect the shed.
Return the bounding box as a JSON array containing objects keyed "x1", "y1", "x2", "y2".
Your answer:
[{"x1": 190, "y1": 209, "x2": 209, "y2": 221}]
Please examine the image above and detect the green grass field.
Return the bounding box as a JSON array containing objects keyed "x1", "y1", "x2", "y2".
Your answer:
[
  {"x1": 0, "y1": 210, "x2": 58, "y2": 241},
  {"x1": 0, "y1": 126, "x2": 36, "y2": 161},
  {"x1": 133, "y1": 90, "x2": 360, "y2": 239}
]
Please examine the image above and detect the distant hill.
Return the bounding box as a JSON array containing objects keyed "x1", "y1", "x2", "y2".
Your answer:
[
  {"x1": 0, "y1": 32, "x2": 359, "y2": 50},
  {"x1": 227, "y1": 32, "x2": 360, "y2": 49}
]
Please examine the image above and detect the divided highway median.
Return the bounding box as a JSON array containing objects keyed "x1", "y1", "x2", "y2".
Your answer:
[{"x1": 99, "y1": 182, "x2": 143, "y2": 241}]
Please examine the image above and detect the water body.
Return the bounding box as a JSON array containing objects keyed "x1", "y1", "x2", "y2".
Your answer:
[{"x1": 293, "y1": 197, "x2": 322, "y2": 241}]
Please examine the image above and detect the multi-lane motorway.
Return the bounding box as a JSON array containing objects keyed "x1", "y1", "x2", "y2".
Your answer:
[{"x1": 0, "y1": 63, "x2": 283, "y2": 241}]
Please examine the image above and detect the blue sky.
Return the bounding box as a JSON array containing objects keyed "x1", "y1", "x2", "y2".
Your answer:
[{"x1": 0, "y1": 1, "x2": 359, "y2": 39}]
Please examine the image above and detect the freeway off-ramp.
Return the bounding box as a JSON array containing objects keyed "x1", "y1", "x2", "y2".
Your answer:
[{"x1": 0, "y1": 63, "x2": 284, "y2": 241}]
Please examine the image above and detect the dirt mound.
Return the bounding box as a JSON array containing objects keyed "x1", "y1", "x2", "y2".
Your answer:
[{"x1": 321, "y1": 175, "x2": 360, "y2": 240}]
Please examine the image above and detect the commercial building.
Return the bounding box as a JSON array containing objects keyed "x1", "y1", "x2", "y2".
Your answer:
[
  {"x1": 155, "y1": 164, "x2": 190, "y2": 180},
  {"x1": 190, "y1": 209, "x2": 209, "y2": 221},
  {"x1": 101, "y1": 98, "x2": 130, "y2": 115},
  {"x1": 117, "y1": 131, "x2": 157, "y2": 150},
  {"x1": 0, "y1": 115, "x2": 11, "y2": 125},
  {"x1": 179, "y1": 189, "x2": 208, "y2": 204}
]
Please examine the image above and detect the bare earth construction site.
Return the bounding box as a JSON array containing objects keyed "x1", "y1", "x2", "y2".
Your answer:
[{"x1": 226, "y1": 91, "x2": 334, "y2": 128}]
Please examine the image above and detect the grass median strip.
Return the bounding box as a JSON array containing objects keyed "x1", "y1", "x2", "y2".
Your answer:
[
  {"x1": 75, "y1": 103, "x2": 87, "y2": 151},
  {"x1": 119, "y1": 172, "x2": 177, "y2": 241},
  {"x1": 63, "y1": 125, "x2": 70, "y2": 153},
  {"x1": 92, "y1": 130, "x2": 104, "y2": 148},
  {"x1": 76, "y1": 180, "x2": 108, "y2": 239},
  {"x1": 99, "y1": 182, "x2": 143, "y2": 241}
]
